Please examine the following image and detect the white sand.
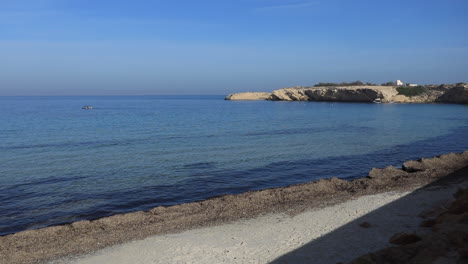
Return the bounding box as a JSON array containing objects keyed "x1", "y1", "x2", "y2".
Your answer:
[{"x1": 56, "y1": 184, "x2": 462, "y2": 264}]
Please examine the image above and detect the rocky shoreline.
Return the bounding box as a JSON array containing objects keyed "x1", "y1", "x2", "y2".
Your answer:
[
  {"x1": 1, "y1": 151, "x2": 468, "y2": 264},
  {"x1": 224, "y1": 92, "x2": 270, "y2": 100},
  {"x1": 225, "y1": 83, "x2": 468, "y2": 104}
]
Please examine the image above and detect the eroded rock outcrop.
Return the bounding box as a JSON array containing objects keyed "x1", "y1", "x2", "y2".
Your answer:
[
  {"x1": 436, "y1": 84, "x2": 468, "y2": 104},
  {"x1": 268, "y1": 86, "x2": 390, "y2": 102},
  {"x1": 224, "y1": 92, "x2": 271, "y2": 100},
  {"x1": 367, "y1": 151, "x2": 468, "y2": 177},
  {"x1": 402, "y1": 151, "x2": 468, "y2": 172}
]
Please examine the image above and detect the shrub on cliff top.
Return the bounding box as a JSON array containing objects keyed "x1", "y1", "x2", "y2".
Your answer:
[
  {"x1": 396, "y1": 86, "x2": 427, "y2": 97},
  {"x1": 381, "y1": 81, "x2": 395, "y2": 86},
  {"x1": 314, "y1": 81, "x2": 376, "y2": 87}
]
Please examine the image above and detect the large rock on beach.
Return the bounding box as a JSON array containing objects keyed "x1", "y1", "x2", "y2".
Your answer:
[
  {"x1": 389, "y1": 232, "x2": 422, "y2": 245},
  {"x1": 402, "y1": 151, "x2": 468, "y2": 172}
]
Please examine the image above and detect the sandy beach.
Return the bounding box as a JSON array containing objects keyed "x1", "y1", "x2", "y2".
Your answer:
[
  {"x1": 54, "y1": 184, "x2": 466, "y2": 264},
  {"x1": 1, "y1": 152, "x2": 467, "y2": 264}
]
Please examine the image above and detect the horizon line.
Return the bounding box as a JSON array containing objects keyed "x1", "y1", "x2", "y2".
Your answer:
[{"x1": 0, "y1": 94, "x2": 228, "y2": 97}]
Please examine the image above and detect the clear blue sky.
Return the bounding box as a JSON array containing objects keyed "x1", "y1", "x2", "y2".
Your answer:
[{"x1": 1, "y1": 0, "x2": 467, "y2": 95}]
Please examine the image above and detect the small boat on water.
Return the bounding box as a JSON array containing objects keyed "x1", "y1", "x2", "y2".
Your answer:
[
  {"x1": 82, "y1": 106, "x2": 93, "y2": 110},
  {"x1": 373, "y1": 98, "x2": 382, "y2": 104}
]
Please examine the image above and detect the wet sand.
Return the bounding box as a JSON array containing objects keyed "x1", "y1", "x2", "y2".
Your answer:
[{"x1": 1, "y1": 151, "x2": 467, "y2": 264}]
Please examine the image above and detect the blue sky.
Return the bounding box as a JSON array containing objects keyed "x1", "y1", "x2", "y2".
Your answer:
[{"x1": 1, "y1": 0, "x2": 467, "y2": 95}]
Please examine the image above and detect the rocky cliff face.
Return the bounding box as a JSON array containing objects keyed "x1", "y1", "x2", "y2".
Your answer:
[
  {"x1": 268, "y1": 86, "x2": 388, "y2": 102},
  {"x1": 267, "y1": 85, "x2": 451, "y2": 103},
  {"x1": 435, "y1": 85, "x2": 468, "y2": 104},
  {"x1": 225, "y1": 84, "x2": 468, "y2": 104}
]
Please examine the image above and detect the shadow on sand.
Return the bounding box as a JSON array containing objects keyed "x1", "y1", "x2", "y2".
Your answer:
[{"x1": 270, "y1": 166, "x2": 468, "y2": 264}]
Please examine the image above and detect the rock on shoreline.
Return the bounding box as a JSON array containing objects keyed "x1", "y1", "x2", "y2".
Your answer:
[
  {"x1": 1, "y1": 151, "x2": 468, "y2": 264},
  {"x1": 349, "y1": 187, "x2": 468, "y2": 264},
  {"x1": 224, "y1": 92, "x2": 271, "y2": 100},
  {"x1": 225, "y1": 84, "x2": 468, "y2": 104}
]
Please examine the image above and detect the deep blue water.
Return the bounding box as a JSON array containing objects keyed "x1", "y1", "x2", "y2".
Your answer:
[{"x1": 1, "y1": 95, "x2": 468, "y2": 235}]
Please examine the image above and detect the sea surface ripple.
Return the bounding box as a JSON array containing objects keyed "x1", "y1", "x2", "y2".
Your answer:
[{"x1": 1, "y1": 95, "x2": 467, "y2": 235}]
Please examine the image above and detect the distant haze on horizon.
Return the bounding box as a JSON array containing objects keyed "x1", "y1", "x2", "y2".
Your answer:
[{"x1": 1, "y1": 0, "x2": 467, "y2": 96}]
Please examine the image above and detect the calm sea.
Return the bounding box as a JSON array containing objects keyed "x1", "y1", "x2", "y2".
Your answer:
[{"x1": 1, "y1": 95, "x2": 467, "y2": 235}]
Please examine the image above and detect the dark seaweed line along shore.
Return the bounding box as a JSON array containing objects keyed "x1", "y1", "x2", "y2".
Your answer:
[{"x1": 1, "y1": 151, "x2": 468, "y2": 264}]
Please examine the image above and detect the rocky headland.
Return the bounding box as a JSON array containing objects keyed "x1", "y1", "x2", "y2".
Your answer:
[
  {"x1": 1, "y1": 151, "x2": 468, "y2": 264},
  {"x1": 225, "y1": 83, "x2": 468, "y2": 104}
]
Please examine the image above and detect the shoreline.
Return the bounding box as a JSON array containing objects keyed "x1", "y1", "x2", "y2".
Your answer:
[{"x1": 1, "y1": 151, "x2": 468, "y2": 263}]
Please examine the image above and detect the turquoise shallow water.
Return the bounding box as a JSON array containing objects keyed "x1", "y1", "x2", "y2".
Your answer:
[{"x1": 1, "y1": 95, "x2": 467, "y2": 235}]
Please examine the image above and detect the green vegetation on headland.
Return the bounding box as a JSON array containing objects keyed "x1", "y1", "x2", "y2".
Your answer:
[
  {"x1": 396, "y1": 86, "x2": 427, "y2": 97},
  {"x1": 313, "y1": 80, "x2": 432, "y2": 97},
  {"x1": 313, "y1": 81, "x2": 376, "y2": 87},
  {"x1": 381, "y1": 81, "x2": 395, "y2": 86}
]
